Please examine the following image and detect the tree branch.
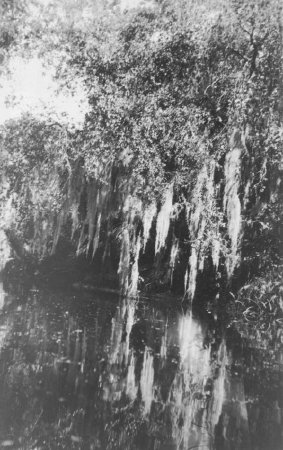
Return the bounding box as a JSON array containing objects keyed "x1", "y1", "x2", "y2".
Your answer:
[{"x1": 228, "y1": 47, "x2": 249, "y2": 62}]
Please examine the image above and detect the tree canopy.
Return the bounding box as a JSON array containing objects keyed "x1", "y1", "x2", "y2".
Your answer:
[{"x1": 0, "y1": 0, "x2": 282, "y2": 304}]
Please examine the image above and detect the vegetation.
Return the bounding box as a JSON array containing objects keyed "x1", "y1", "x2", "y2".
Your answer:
[{"x1": 0, "y1": 0, "x2": 282, "y2": 310}]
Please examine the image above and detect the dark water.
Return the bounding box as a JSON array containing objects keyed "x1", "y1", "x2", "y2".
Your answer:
[{"x1": 0, "y1": 281, "x2": 282, "y2": 450}]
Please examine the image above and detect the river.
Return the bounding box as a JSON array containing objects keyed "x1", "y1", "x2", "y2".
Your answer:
[{"x1": 0, "y1": 279, "x2": 282, "y2": 449}]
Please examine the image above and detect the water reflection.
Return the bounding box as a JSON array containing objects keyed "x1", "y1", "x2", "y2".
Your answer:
[
  {"x1": 0, "y1": 230, "x2": 11, "y2": 272},
  {"x1": 0, "y1": 284, "x2": 282, "y2": 449},
  {"x1": 169, "y1": 315, "x2": 226, "y2": 450},
  {"x1": 0, "y1": 282, "x2": 6, "y2": 310}
]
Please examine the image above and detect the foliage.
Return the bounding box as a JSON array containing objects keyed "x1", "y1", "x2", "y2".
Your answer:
[
  {"x1": 236, "y1": 265, "x2": 283, "y2": 323},
  {"x1": 0, "y1": 0, "x2": 28, "y2": 54},
  {"x1": 0, "y1": 115, "x2": 73, "y2": 253},
  {"x1": 0, "y1": 0, "x2": 282, "y2": 300}
]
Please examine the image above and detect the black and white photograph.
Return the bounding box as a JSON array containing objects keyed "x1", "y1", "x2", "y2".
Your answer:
[{"x1": 0, "y1": 0, "x2": 282, "y2": 449}]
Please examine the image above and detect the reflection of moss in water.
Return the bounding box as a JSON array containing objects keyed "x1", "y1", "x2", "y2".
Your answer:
[
  {"x1": 0, "y1": 230, "x2": 11, "y2": 272},
  {"x1": 0, "y1": 285, "x2": 282, "y2": 449}
]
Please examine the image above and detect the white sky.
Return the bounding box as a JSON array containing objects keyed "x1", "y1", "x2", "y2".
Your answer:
[
  {"x1": 0, "y1": 56, "x2": 89, "y2": 128},
  {"x1": 0, "y1": 0, "x2": 155, "y2": 128}
]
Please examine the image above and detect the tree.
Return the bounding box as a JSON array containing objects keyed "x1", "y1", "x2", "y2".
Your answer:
[{"x1": 0, "y1": 0, "x2": 282, "y2": 303}]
